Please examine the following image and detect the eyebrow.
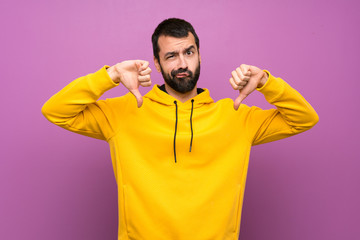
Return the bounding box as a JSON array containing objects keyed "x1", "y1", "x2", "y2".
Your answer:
[
  {"x1": 164, "y1": 45, "x2": 196, "y2": 58},
  {"x1": 184, "y1": 45, "x2": 196, "y2": 53}
]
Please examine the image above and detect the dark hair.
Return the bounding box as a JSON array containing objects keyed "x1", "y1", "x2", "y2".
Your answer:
[{"x1": 152, "y1": 18, "x2": 200, "y2": 62}]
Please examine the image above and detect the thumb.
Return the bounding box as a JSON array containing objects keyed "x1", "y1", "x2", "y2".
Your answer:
[
  {"x1": 130, "y1": 88, "x2": 143, "y2": 108},
  {"x1": 233, "y1": 92, "x2": 247, "y2": 110}
]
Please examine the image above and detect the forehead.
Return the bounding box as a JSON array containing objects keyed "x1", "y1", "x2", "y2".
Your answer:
[{"x1": 157, "y1": 33, "x2": 197, "y2": 55}]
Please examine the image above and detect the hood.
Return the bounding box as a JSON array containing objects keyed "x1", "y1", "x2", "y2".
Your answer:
[{"x1": 144, "y1": 84, "x2": 214, "y2": 109}]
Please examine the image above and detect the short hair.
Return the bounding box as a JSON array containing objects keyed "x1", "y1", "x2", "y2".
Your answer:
[{"x1": 152, "y1": 18, "x2": 200, "y2": 62}]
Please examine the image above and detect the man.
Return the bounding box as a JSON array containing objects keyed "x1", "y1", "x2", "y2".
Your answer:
[{"x1": 42, "y1": 18, "x2": 318, "y2": 240}]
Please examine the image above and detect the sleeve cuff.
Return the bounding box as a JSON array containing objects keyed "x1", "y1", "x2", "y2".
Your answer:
[
  {"x1": 256, "y1": 70, "x2": 272, "y2": 91},
  {"x1": 256, "y1": 70, "x2": 286, "y2": 103},
  {"x1": 87, "y1": 65, "x2": 119, "y2": 96},
  {"x1": 98, "y1": 65, "x2": 119, "y2": 87}
]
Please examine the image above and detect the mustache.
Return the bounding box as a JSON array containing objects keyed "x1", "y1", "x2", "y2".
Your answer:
[{"x1": 171, "y1": 68, "x2": 193, "y2": 78}]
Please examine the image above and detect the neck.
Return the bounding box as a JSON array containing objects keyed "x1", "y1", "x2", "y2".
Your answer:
[{"x1": 164, "y1": 83, "x2": 198, "y2": 103}]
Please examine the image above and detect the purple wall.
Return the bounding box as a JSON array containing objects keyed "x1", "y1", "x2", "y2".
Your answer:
[{"x1": 1, "y1": 0, "x2": 359, "y2": 239}]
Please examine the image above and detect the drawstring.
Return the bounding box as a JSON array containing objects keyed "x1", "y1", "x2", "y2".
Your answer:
[
  {"x1": 173, "y1": 101, "x2": 178, "y2": 163},
  {"x1": 173, "y1": 99, "x2": 195, "y2": 163},
  {"x1": 189, "y1": 99, "x2": 194, "y2": 152}
]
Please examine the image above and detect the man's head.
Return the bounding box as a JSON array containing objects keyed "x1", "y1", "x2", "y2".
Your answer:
[{"x1": 152, "y1": 18, "x2": 201, "y2": 93}]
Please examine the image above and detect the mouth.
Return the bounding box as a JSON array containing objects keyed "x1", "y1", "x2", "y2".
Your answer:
[{"x1": 176, "y1": 73, "x2": 189, "y2": 78}]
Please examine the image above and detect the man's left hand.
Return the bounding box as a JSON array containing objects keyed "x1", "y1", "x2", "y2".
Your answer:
[{"x1": 229, "y1": 64, "x2": 268, "y2": 110}]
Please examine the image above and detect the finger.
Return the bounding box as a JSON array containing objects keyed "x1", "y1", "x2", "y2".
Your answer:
[
  {"x1": 233, "y1": 93, "x2": 247, "y2": 111},
  {"x1": 139, "y1": 67, "x2": 152, "y2": 76},
  {"x1": 235, "y1": 67, "x2": 245, "y2": 79},
  {"x1": 138, "y1": 74, "x2": 151, "y2": 82},
  {"x1": 135, "y1": 62, "x2": 142, "y2": 71},
  {"x1": 229, "y1": 77, "x2": 243, "y2": 90},
  {"x1": 140, "y1": 80, "x2": 152, "y2": 87},
  {"x1": 231, "y1": 70, "x2": 247, "y2": 86},
  {"x1": 231, "y1": 71, "x2": 241, "y2": 85},
  {"x1": 129, "y1": 88, "x2": 143, "y2": 108},
  {"x1": 138, "y1": 61, "x2": 149, "y2": 72},
  {"x1": 240, "y1": 64, "x2": 251, "y2": 76},
  {"x1": 236, "y1": 67, "x2": 250, "y2": 82}
]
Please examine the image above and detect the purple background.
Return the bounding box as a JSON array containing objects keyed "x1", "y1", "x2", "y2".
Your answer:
[{"x1": 1, "y1": 0, "x2": 359, "y2": 239}]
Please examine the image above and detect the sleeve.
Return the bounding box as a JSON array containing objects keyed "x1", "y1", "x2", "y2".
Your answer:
[
  {"x1": 41, "y1": 66, "x2": 120, "y2": 141},
  {"x1": 246, "y1": 70, "x2": 319, "y2": 145}
]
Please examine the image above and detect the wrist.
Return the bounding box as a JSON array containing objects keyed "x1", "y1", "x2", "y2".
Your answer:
[
  {"x1": 106, "y1": 66, "x2": 120, "y2": 84},
  {"x1": 257, "y1": 71, "x2": 268, "y2": 88}
]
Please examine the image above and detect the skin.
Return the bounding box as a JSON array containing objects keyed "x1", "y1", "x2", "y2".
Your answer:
[
  {"x1": 230, "y1": 64, "x2": 269, "y2": 110},
  {"x1": 153, "y1": 33, "x2": 201, "y2": 103},
  {"x1": 106, "y1": 32, "x2": 268, "y2": 110}
]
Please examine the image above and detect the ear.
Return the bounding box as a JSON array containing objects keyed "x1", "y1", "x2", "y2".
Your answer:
[
  {"x1": 154, "y1": 56, "x2": 161, "y2": 73},
  {"x1": 197, "y1": 48, "x2": 201, "y2": 64}
]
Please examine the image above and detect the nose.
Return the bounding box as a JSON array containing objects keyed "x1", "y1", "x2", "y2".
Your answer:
[{"x1": 177, "y1": 55, "x2": 188, "y2": 69}]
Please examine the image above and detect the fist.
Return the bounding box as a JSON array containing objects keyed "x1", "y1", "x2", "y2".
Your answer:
[
  {"x1": 107, "y1": 60, "x2": 152, "y2": 107},
  {"x1": 229, "y1": 64, "x2": 268, "y2": 110}
]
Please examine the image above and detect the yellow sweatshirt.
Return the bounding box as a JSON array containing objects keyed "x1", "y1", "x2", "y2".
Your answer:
[{"x1": 42, "y1": 66, "x2": 318, "y2": 240}]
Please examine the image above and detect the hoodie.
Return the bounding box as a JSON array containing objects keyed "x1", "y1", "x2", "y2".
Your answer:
[{"x1": 42, "y1": 66, "x2": 318, "y2": 240}]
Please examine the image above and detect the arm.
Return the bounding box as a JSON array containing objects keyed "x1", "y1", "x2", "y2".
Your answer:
[
  {"x1": 41, "y1": 60, "x2": 152, "y2": 140},
  {"x1": 230, "y1": 64, "x2": 319, "y2": 144}
]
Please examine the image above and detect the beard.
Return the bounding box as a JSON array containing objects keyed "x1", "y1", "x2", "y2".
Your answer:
[{"x1": 160, "y1": 61, "x2": 201, "y2": 94}]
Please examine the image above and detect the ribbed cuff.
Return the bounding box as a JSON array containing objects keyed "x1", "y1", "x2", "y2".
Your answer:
[
  {"x1": 88, "y1": 65, "x2": 119, "y2": 96},
  {"x1": 257, "y1": 70, "x2": 285, "y2": 103}
]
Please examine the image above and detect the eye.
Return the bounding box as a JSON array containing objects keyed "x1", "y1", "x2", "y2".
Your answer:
[
  {"x1": 186, "y1": 50, "x2": 194, "y2": 55},
  {"x1": 166, "y1": 55, "x2": 174, "y2": 59}
]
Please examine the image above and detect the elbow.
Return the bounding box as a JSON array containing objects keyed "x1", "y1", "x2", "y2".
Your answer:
[
  {"x1": 41, "y1": 101, "x2": 51, "y2": 120},
  {"x1": 306, "y1": 107, "x2": 319, "y2": 129},
  {"x1": 41, "y1": 100, "x2": 78, "y2": 126},
  {"x1": 41, "y1": 100, "x2": 61, "y2": 124},
  {"x1": 294, "y1": 110, "x2": 319, "y2": 133},
  {"x1": 302, "y1": 100, "x2": 320, "y2": 130},
  {"x1": 310, "y1": 111, "x2": 319, "y2": 127}
]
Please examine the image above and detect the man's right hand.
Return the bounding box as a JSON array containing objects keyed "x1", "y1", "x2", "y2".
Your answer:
[{"x1": 107, "y1": 60, "x2": 152, "y2": 108}]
